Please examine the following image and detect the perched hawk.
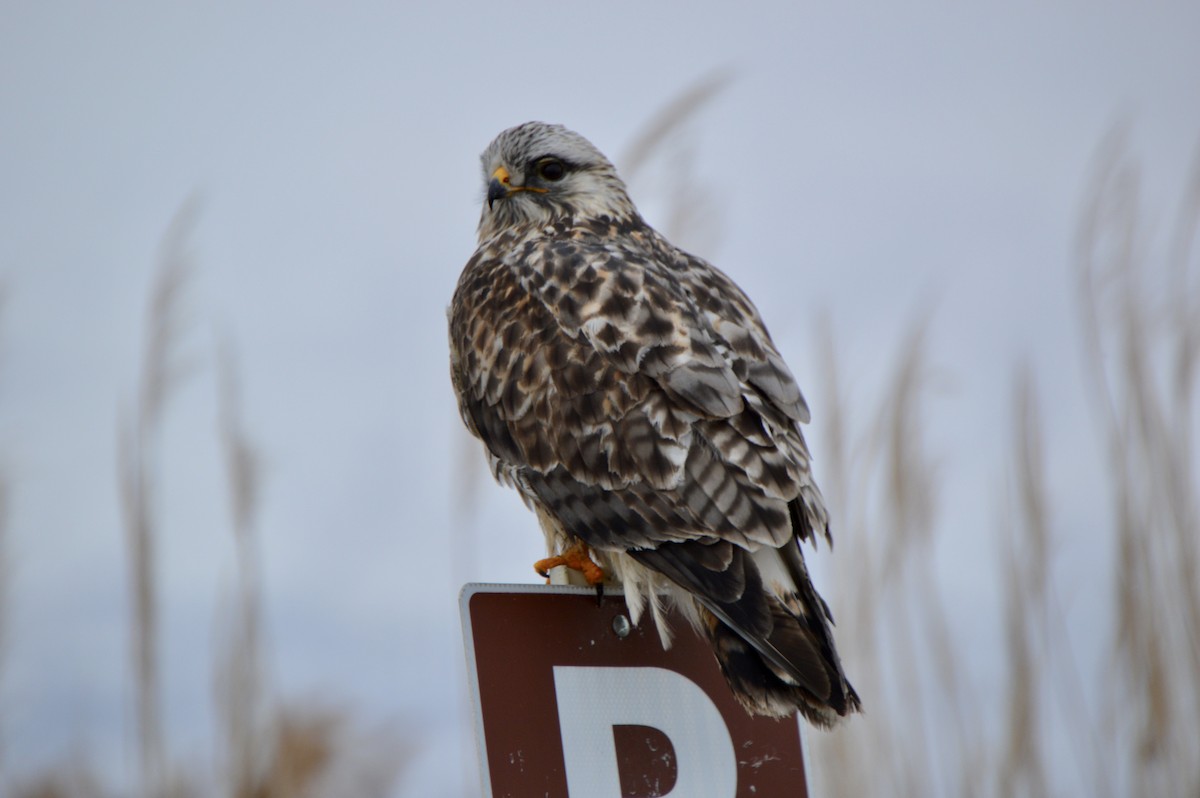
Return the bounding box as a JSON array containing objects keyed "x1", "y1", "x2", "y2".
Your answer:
[{"x1": 449, "y1": 122, "x2": 860, "y2": 724}]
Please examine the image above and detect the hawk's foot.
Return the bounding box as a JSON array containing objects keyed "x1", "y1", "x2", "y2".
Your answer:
[{"x1": 534, "y1": 541, "x2": 606, "y2": 587}]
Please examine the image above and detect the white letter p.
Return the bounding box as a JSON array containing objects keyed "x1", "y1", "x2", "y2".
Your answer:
[{"x1": 552, "y1": 666, "x2": 736, "y2": 797}]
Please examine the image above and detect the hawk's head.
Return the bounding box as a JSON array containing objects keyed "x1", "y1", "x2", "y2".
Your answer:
[{"x1": 477, "y1": 122, "x2": 638, "y2": 241}]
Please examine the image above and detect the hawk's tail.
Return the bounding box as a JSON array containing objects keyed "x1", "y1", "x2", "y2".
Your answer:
[
  {"x1": 700, "y1": 584, "x2": 861, "y2": 726},
  {"x1": 634, "y1": 539, "x2": 861, "y2": 725}
]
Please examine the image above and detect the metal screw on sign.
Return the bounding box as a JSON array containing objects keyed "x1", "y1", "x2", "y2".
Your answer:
[{"x1": 611, "y1": 614, "x2": 631, "y2": 638}]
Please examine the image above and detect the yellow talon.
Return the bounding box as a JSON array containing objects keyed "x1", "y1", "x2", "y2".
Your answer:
[{"x1": 533, "y1": 541, "x2": 606, "y2": 586}]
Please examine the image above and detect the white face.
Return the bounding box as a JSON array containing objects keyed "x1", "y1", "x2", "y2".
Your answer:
[{"x1": 476, "y1": 122, "x2": 637, "y2": 239}]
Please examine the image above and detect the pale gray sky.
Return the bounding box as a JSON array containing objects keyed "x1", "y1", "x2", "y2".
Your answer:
[{"x1": 2, "y1": 3, "x2": 1198, "y2": 795}]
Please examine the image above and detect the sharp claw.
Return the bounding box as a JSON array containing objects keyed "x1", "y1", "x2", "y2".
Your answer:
[{"x1": 531, "y1": 542, "x2": 606, "y2": 588}]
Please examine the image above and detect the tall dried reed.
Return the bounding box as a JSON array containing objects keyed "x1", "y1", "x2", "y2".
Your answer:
[
  {"x1": 214, "y1": 339, "x2": 267, "y2": 798},
  {"x1": 620, "y1": 68, "x2": 734, "y2": 259},
  {"x1": 805, "y1": 129, "x2": 1200, "y2": 797},
  {"x1": 0, "y1": 461, "x2": 9, "y2": 783},
  {"x1": 808, "y1": 315, "x2": 987, "y2": 798},
  {"x1": 1076, "y1": 128, "x2": 1200, "y2": 796},
  {"x1": 118, "y1": 198, "x2": 201, "y2": 798},
  {"x1": 0, "y1": 289, "x2": 7, "y2": 784},
  {"x1": 2, "y1": 200, "x2": 408, "y2": 797}
]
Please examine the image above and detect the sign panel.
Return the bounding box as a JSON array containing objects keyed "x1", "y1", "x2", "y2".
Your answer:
[{"x1": 460, "y1": 583, "x2": 809, "y2": 798}]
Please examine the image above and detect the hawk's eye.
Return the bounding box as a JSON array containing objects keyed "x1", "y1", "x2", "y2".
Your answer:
[{"x1": 537, "y1": 159, "x2": 566, "y2": 181}]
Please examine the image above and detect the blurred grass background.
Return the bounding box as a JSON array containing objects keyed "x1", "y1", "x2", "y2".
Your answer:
[
  {"x1": 809, "y1": 123, "x2": 1200, "y2": 797},
  {"x1": 1, "y1": 80, "x2": 1198, "y2": 798}
]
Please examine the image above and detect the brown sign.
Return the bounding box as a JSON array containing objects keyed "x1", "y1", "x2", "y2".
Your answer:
[{"x1": 460, "y1": 583, "x2": 810, "y2": 797}]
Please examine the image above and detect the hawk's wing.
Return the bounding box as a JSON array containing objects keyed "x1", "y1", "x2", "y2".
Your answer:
[{"x1": 450, "y1": 224, "x2": 824, "y2": 549}]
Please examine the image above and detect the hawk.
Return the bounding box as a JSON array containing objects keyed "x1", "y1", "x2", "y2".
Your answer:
[{"x1": 449, "y1": 121, "x2": 860, "y2": 724}]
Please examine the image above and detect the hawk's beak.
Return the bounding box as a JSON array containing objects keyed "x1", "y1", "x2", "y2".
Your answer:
[
  {"x1": 487, "y1": 167, "x2": 510, "y2": 210},
  {"x1": 487, "y1": 165, "x2": 546, "y2": 210}
]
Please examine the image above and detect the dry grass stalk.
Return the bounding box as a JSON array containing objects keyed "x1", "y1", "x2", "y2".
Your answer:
[
  {"x1": 806, "y1": 126, "x2": 1200, "y2": 797},
  {"x1": 214, "y1": 340, "x2": 267, "y2": 798},
  {"x1": 997, "y1": 365, "x2": 1049, "y2": 797},
  {"x1": 810, "y1": 314, "x2": 985, "y2": 798},
  {"x1": 619, "y1": 69, "x2": 734, "y2": 256},
  {"x1": 1002, "y1": 364, "x2": 1114, "y2": 798},
  {"x1": 111, "y1": 202, "x2": 407, "y2": 797},
  {"x1": 0, "y1": 290, "x2": 9, "y2": 782},
  {"x1": 1163, "y1": 137, "x2": 1200, "y2": 731},
  {"x1": 0, "y1": 476, "x2": 9, "y2": 783},
  {"x1": 619, "y1": 69, "x2": 734, "y2": 181},
  {"x1": 0, "y1": 289, "x2": 5, "y2": 784},
  {"x1": 118, "y1": 198, "x2": 201, "y2": 798},
  {"x1": 1075, "y1": 128, "x2": 1200, "y2": 795}
]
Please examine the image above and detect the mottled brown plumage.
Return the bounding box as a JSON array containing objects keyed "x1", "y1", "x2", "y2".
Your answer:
[{"x1": 448, "y1": 122, "x2": 860, "y2": 724}]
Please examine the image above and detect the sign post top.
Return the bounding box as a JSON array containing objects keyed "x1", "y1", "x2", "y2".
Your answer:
[{"x1": 460, "y1": 583, "x2": 810, "y2": 798}]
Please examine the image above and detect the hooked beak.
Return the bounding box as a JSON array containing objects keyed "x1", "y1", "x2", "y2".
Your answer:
[
  {"x1": 486, "y1": 165, "x2": 547, "y2": 210},
  {"x1": 486, "y1": 167, "x2": 509, "y2": 210}
]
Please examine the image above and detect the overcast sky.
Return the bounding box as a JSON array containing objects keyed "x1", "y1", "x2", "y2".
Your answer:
[{"x1": 2, "y1": 3, "x2": 1198, "y2": 795}]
